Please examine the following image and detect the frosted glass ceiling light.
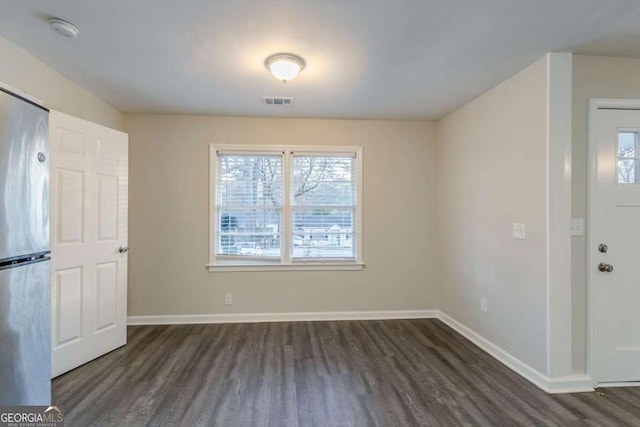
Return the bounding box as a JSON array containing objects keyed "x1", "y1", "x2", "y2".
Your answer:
[{"x1": 265, "y1": 53, "x2": 305, "y2": 83}]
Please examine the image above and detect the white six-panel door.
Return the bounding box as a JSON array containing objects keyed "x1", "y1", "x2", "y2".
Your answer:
[
  {"x1": 590, "y1": 101, "x2": 640, "y2": 384},
  {"x1": 49, "y1": 111, "x2": 128, "y2": 377}
]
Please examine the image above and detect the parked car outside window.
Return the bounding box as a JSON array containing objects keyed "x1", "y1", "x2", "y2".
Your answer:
[{"x1": 234, "y1": 242, "x2": 263, "y2": 256}]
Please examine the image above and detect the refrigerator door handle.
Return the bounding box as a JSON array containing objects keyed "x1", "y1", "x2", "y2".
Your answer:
[{"x1": 0, "y1": 251, "x2": 51, "y2": 271}]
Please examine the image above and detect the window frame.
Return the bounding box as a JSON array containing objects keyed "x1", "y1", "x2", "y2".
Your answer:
[
  {"x1": 208, "y1": 144, "x2": 364, "y2": 272},
  {"x1": 617, "y1": 129, "x2": 640, "y2": 185}
]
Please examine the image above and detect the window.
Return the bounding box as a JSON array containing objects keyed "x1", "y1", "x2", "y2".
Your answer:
[
  {"x1": 618, "y1": 131, "x2": 639, "y2": 184},
  {"x1": 209, "y1": 145, "x2": 363, "y2": 271}
]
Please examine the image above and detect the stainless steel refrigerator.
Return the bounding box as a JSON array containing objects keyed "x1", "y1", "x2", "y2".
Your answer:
[{"x1": 0, "y1": 88, "x2": 51, "y2": 405}]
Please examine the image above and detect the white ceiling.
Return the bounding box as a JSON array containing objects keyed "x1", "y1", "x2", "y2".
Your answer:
[{"x1": 1, "y1": 0, "x2": 640, "y2": 120}]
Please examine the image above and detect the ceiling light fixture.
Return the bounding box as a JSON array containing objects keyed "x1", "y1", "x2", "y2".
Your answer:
[
  {"x1": 48, "y1": 18, "x2": 79, "y2": 38},
  {"x1": 265, "y1": 53, "x2": 305, "y2": 84}
]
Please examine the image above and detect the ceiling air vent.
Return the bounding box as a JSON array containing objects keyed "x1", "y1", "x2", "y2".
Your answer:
[{"x1": 263, "y1": 96, "x2": 294, "y2": 106}]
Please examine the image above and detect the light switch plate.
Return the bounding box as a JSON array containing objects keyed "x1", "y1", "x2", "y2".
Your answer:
[
  {"x1": 571, "y1": 218, "x2": 584, "y2": 236},
  {"x1": 512, "y1": 223, "x2": 526, "y2": 240}
]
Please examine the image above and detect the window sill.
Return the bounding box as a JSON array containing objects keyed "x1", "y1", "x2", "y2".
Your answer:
[{"x1": 207, "y1": 262, "x2": 365, "y2": 272}]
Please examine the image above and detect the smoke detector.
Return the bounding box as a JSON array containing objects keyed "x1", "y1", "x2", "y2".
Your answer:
[{"x1": 48, "y1": 18, "x2": 79, "y2": 38}]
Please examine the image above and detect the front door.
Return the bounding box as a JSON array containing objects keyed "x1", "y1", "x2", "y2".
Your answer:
[
  {"x1": 49, "y1": 111, "x2": 128, "y2": 377},
  {"x1": 590, "y1": 100, "x2": 640, "y2": 384}
]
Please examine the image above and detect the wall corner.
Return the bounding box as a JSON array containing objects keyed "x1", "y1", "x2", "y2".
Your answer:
[{"x1": 546, "y1": 52, "x2": 574, "y2": 378}]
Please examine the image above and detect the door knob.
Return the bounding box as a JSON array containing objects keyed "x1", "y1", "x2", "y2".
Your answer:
[
  {"x1": 598, "y1": 262, "x2": 613, "y2": 272},
  {"x1": 119, "y1": 246, "x2": 129, "y2": 254}
]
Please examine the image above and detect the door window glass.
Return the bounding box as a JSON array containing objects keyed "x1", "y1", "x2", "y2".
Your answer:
[{"x1": 618, "y1": 132, "x2": 639, "y2": 184}]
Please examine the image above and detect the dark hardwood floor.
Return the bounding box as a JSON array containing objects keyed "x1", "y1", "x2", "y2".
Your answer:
[{"x1": 53, "y1": 319, "x2": 640, "y2": 426}]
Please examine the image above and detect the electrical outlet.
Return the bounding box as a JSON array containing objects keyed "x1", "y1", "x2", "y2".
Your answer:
[
  {"x1": 480, "y1": 297, "x2": 488, "y2": 313},
  {"x1": 224, "y1": 293, "x2": 232, "y2": 306},
  {"x1": 512, "y1": 223, "x2": 526, "y2": 240}
]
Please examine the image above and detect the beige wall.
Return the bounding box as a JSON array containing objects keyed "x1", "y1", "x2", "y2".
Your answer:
[
  {"x1": 436, "y1": 57, "x2": 549, "y2": 373},
  {"x1": 0, "y1": 36, "x2": 123, "y2": 130},
  {"x1": 571, "y1": 55, "x2": 640, "y2": 373},
  {"x1": 124, "y1": 115, "x2": 438, "y2": 316}
]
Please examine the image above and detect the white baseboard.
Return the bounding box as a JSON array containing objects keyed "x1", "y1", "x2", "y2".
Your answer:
[
  {"x1": 127, "y1": 309, "x2": 439, "y2": 325},
  {"x1": 127, "y1": 308, "x2": 593, "y2": 394},
  {"x1": 545, "y1": 375, "x2": 594, "y2": 394},
  {"x1": 596, "y1": 381, "x2": 640, "y2": 388},
  {"x1": 437, "y1": 312, "x2": 594, "y2": 394}
]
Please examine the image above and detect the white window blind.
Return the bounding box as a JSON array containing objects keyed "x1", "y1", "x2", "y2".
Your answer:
[
  {"x1": 209, "y1": 145, "x2": 363, "y2": 270},
  {"x1": 292, "y1": 153, "x2": 356, "y2": 260},
  {"x1": 216, "y1": 153, "x2": 283, "y2": 258}
]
